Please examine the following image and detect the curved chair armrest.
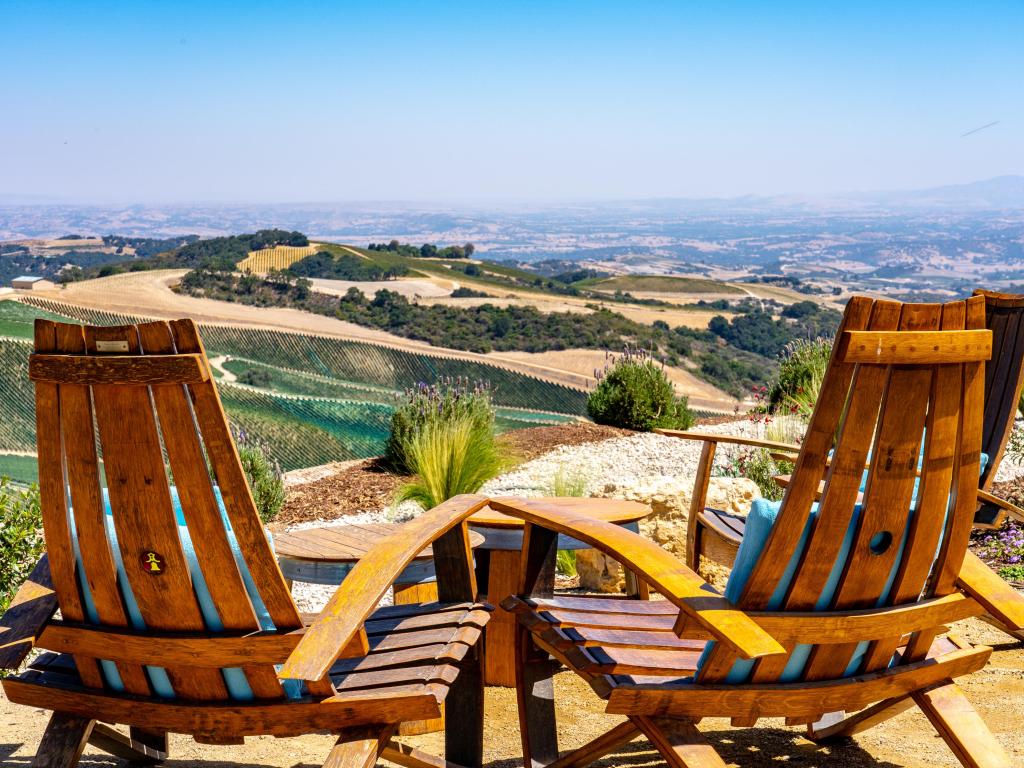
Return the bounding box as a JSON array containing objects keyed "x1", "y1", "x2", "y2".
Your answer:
[
  {"x1": 0, "y1": 555, "x2": 58, "y2": 670},
  {"x1": 654, "y1": 428, "x2": 801, "y2": 455},
  {"x1": 279, "y1": 494, "x2": 491, "y2": 683},
  {"x1": 977, "y1": 489, "x2": 1024, "y2": 524},
  {"x1": 489, "y1": 498, "x2": 787, "y2": 661}
]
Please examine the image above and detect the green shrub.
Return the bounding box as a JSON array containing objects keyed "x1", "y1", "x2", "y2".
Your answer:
[
  {"x1": 238, "y1": 367, "x2": 272, "y2": 388},
  {"x1": 395, "y1": 410, "x2": 510, "y2": 510},
  {"x1": 587, "y1": 348, "x2": 694, "y2": 432},
  {"x1": 0, "y1": 479, "x2": 44, "y2": 614},
  {"x1": 385, "y1": 379, "x2": 495, "y2": 473},
  {"x1": 999, "y1": 564, "x2": 1024, "y2": 583},
  {"x1": 721, "y1": 448, "x2": 794, "y2": 502},
  {"x1": 767, "y1": 337, "x2": 832, "y2": 415},
  {"x1": 236, "y1": 441, "x2": 285, "y2": 524}
]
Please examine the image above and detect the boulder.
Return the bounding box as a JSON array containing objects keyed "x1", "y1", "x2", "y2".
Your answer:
[{"x1": 574, "y1": 475, "x2": 760, "y2": 593}]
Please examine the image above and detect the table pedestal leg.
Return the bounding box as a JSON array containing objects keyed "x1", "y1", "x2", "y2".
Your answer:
[
  {"x1": 483, "y1": 549, "x2": 521, "y2": 687},
  {"x1": 393, "y1": 579, "x2": 445, "y2": 735}
]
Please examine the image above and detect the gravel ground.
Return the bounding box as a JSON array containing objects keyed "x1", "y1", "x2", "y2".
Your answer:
[{"x1": 481, "y1": 419, "x2": 771, "y2": 497}]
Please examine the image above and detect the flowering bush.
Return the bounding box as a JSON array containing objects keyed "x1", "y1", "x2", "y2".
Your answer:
[
  {"x1": 720, "y1": 448, "x2": 794, "y2": 501},
  {"x1": 975, "y1": 521, "x2": 1024, "y2": 582},
  {"x1": 587, "y1": 347, "x2": 693, "y2": 432},
  {"x1": 385, "y1": 378, "x2": 495, "y2": 474}
]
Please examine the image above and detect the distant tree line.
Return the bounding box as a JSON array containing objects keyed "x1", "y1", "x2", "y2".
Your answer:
[
  {"x1": 367, "y1": 240, "x2": 476, "y2": 259},
  {"x1": 286, "y1": 252, "x2": 409, "y2": 281},
  {"x1": 708, "y1": 300, "x2": 842, "y2": 358},
  {"x1": 175, "y1": 267, "x2": 799, "y2": 397}
]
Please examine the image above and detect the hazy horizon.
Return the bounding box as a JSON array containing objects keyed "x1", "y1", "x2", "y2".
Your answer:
[{"x1": 3, "y1": 1, "x2": 1021, "y2": 204}]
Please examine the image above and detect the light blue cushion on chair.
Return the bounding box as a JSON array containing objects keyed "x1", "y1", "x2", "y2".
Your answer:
[
  {"x1": 70, "y1": 487, "x2": 299, "y2": 700},
  {"x1": 697, "y1": 450, "x2": 989, "y2": 684}
]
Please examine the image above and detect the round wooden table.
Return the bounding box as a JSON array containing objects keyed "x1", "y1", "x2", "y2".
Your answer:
[
  {"x1": 274, "y1": 520, "x2": 485, "y2": 604},
  {"x1": 469, "y1": 496, "x2": 652, "y2": 687}
]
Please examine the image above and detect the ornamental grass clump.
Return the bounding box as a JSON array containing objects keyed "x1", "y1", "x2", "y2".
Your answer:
[
  {"x1": 392, "y1": 378, "x2": 511, "y2": 510},
  {"x1": 587, "y1": 347, "x2": 694, "y2": 432},
  {"x1": 386, "y1": 378, "x2": 495, "y2": 474}
]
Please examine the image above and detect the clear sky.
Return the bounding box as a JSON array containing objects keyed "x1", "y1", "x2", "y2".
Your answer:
[{"x1": 2, "y1": 1, "x2": 1021, "y2": 203}]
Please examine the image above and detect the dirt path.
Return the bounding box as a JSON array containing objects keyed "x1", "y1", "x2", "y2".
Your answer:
[{"x1": 207, "y1": 355, "x2": 237, "y2": 382}]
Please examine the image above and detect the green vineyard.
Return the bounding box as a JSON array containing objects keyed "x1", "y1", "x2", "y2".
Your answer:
[{"x1": 0, "y1": 299, "x2": 582, "y2": 481}]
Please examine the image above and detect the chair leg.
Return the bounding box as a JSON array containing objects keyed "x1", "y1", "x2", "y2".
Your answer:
[
  {"x1": 913, "y1": 681, "x2": 1011, "y2": 768},
  {"x1": 806, "y1": 695, "x2": 916, "y2": 742},
  {"x1": 87, "y1": 723, "x2": 168, "y2": 764},
  {"x1": 549, "y1": 720, "x2": 640, "y2": 768},
  {"x1": 445, "y1": 646, "x2": 484, "y2": 768},
  {"x1": 32, "y1": 713, "x2": 95, "y2": 768},
  {"x1": 516, "y1": 626, "x2": 560, "y2": 768},
  {"x1": 323, "y1": 726, "x2": 393, "y2": 768},
  {"x1": 632, "y1": 716, "x2": 728, "y2": 768}
]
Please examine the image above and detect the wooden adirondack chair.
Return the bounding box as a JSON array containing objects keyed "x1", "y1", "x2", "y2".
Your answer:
[
  {"x1": 0, "y1": 318, "x2": 490, "y2": 768},
  {"x1": 499, "y1": 295, "x2": 1024, "y2": 768},
  {"x1": 672, "y1": 288, "x2": 1024, "y2": 575}
]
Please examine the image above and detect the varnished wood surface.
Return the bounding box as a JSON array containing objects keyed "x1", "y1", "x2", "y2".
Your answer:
[
  {"x1": 490, "y1": 497, "x2": 786, "y2": 661},
  {"x1": 275, "y1": 522, "x2": 484, "y2": 563},
  {"x1": 654, "y1": 430, "x2": 801, "y2": 454},
  {"x1": 469, "y1": 497, "x2": 650, "y2": 529},
  {"x1": 280, "y1": 495, "x2": 491, "y2": 683},
  {"x1": 837, "y1": 328, "x2": 991, "y2": 365},
  {"x1": 502, "y1": 296, "x2": 1013, "y2": 768},
  {"x1": 0, "y1": 555, "x2": 57, "y2": 670},
  {"x1": 29, "y1": 352, "x2": 209, "y2": 385}
]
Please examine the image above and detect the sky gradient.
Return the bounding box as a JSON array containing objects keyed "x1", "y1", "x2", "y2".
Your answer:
[{"x1": 2, "y1": 1, "x2": 1022, "y2": 203}]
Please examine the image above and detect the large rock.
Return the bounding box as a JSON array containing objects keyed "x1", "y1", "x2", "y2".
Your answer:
[{"x1": 574, "y1": 475, "x2": 760, "y2": 593}]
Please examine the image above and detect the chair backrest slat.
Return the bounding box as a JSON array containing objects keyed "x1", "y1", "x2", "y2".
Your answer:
[
  {"x1": 168, "y1": 321, "x2": 307, "y2": 637},
  {"x1": 697, "y1": 296, "x2": 989, "y2": 687},
  {"x1": 33, "y1": 320, "x2": 105, "y2": 690},
  {"x1": 862, "y1": 302, "x2": 968, "y2": 670}
]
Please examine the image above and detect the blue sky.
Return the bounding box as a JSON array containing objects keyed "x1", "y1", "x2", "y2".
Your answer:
[{"x1": 1, "y1": 1, "x2": 1021, "y2": 202}]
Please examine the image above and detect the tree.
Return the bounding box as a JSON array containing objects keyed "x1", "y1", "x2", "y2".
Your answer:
[
  {"x1": 464, "y1": 243, "x2": 475, "y2": 257},
  {"x1": 420, "y1": 243, "x2": 438, "y2": 258}
]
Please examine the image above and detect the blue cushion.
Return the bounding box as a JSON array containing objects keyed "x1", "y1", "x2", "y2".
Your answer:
[
  {"x1": 697, "y1": 451, "x2": 989, "y2": 684},
  {"x1": 70, "y1": 487, "x2": 300, "y2": 700}
]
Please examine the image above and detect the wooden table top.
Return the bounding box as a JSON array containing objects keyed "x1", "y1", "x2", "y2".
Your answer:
[
  {"x1": 274, "y1": 521, "x2": 485, "y2": 563},
  {"x1": 469, "y1": 496, "x2": 651, "y2": 529}
]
